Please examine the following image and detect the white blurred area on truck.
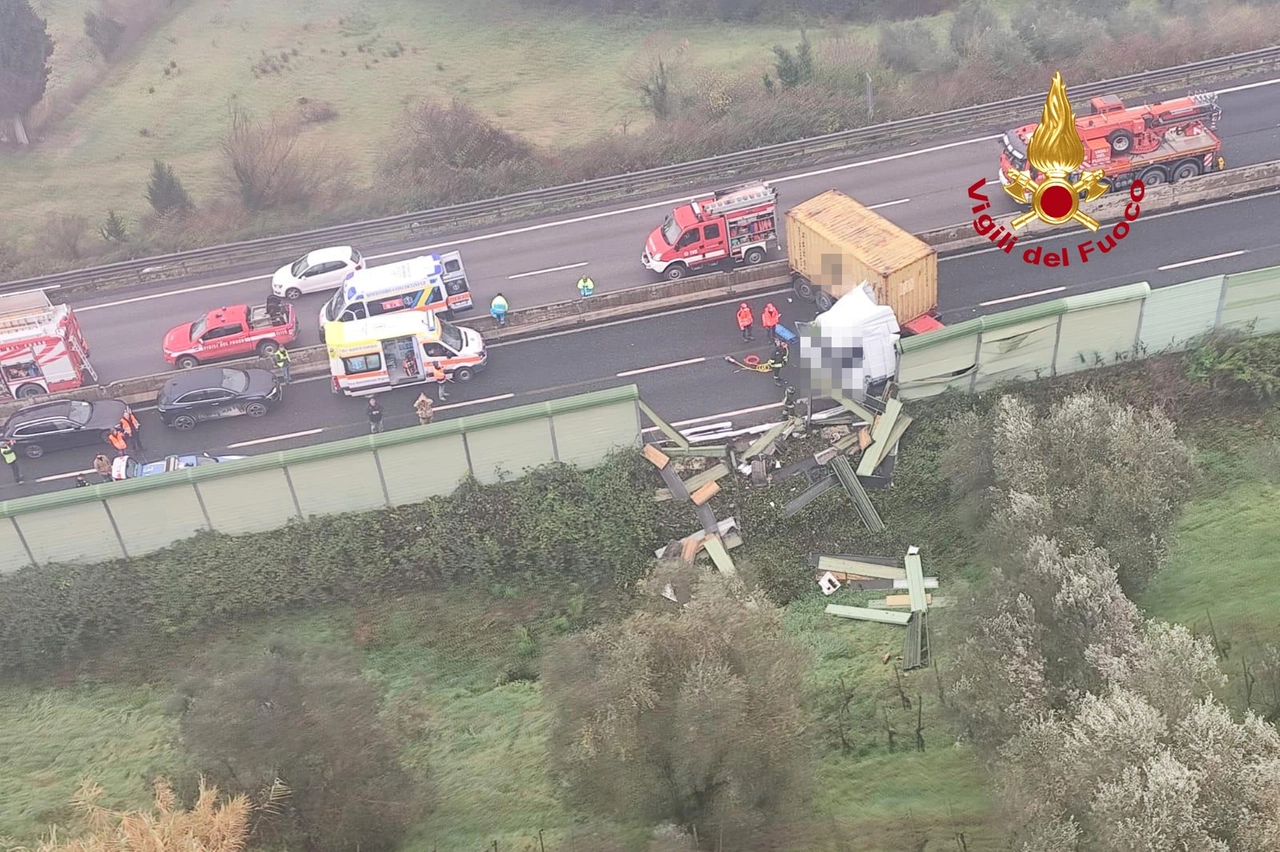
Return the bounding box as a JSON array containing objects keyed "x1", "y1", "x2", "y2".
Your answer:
[{"x1": 798, "y1": 282, "x2": 900, "y2": 399}]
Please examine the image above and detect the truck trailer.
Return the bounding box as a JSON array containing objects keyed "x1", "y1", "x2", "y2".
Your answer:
[{"x1": 785, "y1": 190, "x2": 943, "y2": 336}]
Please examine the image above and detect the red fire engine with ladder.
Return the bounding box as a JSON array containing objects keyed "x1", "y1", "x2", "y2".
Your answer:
[
  {"x1": 1000, "y1": 91, "x2": 1224, "y2": 196},
  {"x1": 643, "y1": 182, "x2": 778, "y2": 279},
  {"x1": 0, "y1": 291, "x2": 97, "y2": 400}
]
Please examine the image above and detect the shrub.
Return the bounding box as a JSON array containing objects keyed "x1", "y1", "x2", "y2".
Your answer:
[
  {"x1": 99, "y1": 209, "x2": 127, "y2": 242},
  {"x1": 146, "y1": 159, "x2": 194, "y2": 216},
  {"x1": 178, "y1": 641, "x2": 416, "y2": 852},
  {"x1": 84, "y1": 9, "x2": 125, "y2": 60},
  {"x1": 877, "y1": 21, "x2": 953, "y2": 74},
  {"x1": 46, "y1": 213, "x2": 89, "y2": 259},
  {"x1": 1184, "y1": 332, "x2": 1280, "y2": 401},
  {"x1": 221, "y1": 106, "x2": 333, "y2": 211},
  {"x1": 0, "y1": 456, "x2": 657, "y2": 676}
]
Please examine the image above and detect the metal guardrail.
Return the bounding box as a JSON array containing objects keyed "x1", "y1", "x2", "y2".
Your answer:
[{"x1": 7, "y1": 46, "x2": 1280, "y2": 297}]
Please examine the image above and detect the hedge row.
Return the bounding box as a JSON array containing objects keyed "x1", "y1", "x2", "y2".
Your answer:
[{"x1": 0, "y1": 455, "x2": 658, "y2": 677}]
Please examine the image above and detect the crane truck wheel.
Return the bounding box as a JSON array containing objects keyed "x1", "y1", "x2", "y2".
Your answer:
[
  {"x1": 664, "y1": 263, "x2": 688, "y2": 280},
  {"x1": 792, "y1": 275, "x2": 815, "y2": 302},
  {"x1": 1172, "y1": 160, "x2": 1202, "y2": 182},
  {"x1": 1139, "y1": 166, "x2": 1167, "y2": 186},
  {"x1": 1108, "y1": 129, "x2": 1134, "y2": 155}
]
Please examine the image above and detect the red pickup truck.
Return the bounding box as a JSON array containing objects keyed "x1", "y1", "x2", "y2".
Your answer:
[{"x1": 163, "y1": 303, "x2": 297, "y2": 369}]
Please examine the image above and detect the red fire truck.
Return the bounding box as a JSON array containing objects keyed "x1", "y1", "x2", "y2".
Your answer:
[
  {"x1": 642, "y1": 182, "x2": 778, "y2": 280},
  {"x1": 0, "y1": 291, "x2": 97, "y2": 400},
  {"x1": 1000, "y1": 92, "x2": 1225, "y2": 195}
]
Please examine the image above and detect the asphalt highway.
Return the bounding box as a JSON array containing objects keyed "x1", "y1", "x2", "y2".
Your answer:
[
  {"x1": 58, "y1": 75, "x2": 1280, "y2": 383},
  {"x1": 7, "y1": 190, "x2": 1280, "y2": 499}
]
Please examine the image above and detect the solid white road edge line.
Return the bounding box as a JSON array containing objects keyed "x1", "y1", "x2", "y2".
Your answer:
[
  {"x1": 1157, "y1": 250, "x2": 1247, "y2": 271},
  {"x1": 227, "y1": 428, "x2": 325, "y2": 448},
  {"x1": 979, "y1": 286, "x2": 1067, "y2": 307},
  {"x1": 433, "y1": 393, "x2": 515, "y2": 412},
  {"x1": 507, "y1": 261, "x2": 588, "y2": 280},
  {"x1": 616, "y1": 357, "x2": 707, "y2": 377}
]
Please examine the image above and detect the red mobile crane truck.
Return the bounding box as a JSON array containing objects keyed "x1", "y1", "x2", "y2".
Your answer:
[
  {"x1": 1000, "y1": 92, "x2": 1225, "y2": 195},
  {"x1": 642, "y1": 182, "x2": 778, "y2": 280}
]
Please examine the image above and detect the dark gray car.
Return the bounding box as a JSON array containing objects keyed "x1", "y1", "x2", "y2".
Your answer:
[
  {"x1": 155, "y1": 367, "x2": 282, "y2": 431},
  {"x1": 1, "y1": 399, "x2": 130, "y2": 459}
]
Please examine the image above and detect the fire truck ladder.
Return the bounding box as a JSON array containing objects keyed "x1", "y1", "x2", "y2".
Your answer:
[
  {"x1": 68, "y1": 333, "x2": 98, "y2": 383},
  {"x1": 700, "y1": 183, "x2": 778, "y2": 217}
]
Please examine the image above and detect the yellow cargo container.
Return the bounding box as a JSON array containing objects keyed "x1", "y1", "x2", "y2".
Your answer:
[{"x1": 785, "y1": 190, "x2": 938, "y2": 325}]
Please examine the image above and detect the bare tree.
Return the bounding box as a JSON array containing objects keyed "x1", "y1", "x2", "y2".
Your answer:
[
  {"x1": 46, "y1": 212, "x2": 89, "y2": 259},
  {"x1": 220, "y1": 106, "x2": 330, "y2": 211},
  {"x1": 542, "y1": 571, "x2": 810, "y2": 848}
]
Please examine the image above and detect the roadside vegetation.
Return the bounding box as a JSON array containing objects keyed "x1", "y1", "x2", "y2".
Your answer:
[
  {"x1": 3, "y1": 0, "x2": 1280, "y2": 280},
  {"x1": 3, "y1": 333, "x2": 1280, "y2": 850}
]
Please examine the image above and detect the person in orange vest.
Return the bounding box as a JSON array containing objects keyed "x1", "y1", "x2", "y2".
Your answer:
[
  {"x1": 428, "y1": 361, "x2": 450, "y2": 402},
  {"x1": 107, "y1": 428, "x2": 128, "y2": 455},
  {"x1": 761, "y1": 302, "x2": 781, "y2": 342},
  {"x1": 736, "y1": 302, "x2": 754, "y2": 342},
  {"x1": 119, "y1": 410, "x2": 144, "y2": 459}
]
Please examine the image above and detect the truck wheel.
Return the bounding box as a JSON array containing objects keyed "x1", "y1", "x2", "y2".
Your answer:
[
  {"x1": 792, "y1": 275, "x2": 815, "y2": 302},
  {"x1": 1139, "y1": 166, "x2": 1167, "y2": 186},
  {"x1": 23, "y1": 443, "x2": 44, "y2": 459},
  {"x1": 1108, "y1": 129, "x2": 1134, "y2": 155},
  {"x1": 453, "y1": 367, "x2": 474, "y2": 383},
  {"x1": 285, "y1": 287, "x2": 303, "y2": 300},
  {"x1": 664, "y1": 264, "x2": 688, "y2": 281},
  {"x1": 815, "y1": 290, "x2": 835, "y2": 312},
  {"x1": 744, "y1": 247, "x2": 766, "y2": 265},
  {"x1": 257, "y1": 340, "x2": 280, "y2": 357},
  {"x1": 172, "y1": 415, "x2": 197, "y2": 431},
  {"x1": 176, "y1": 355, "x2": 199, "y2": 370},
  {"x1": 14, "y1": 383, "x2": 44, "y2": 399},
  {"x1": 1172, "y1": 160, "x2": 1202, "y2": 182}
]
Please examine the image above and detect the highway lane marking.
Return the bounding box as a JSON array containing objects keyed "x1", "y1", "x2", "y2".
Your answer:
[
  {"x1": 980, "y1": 287, "x2": 1066, "y2": 307},
  {"x1": 867, "y1": 198, "x2": 910, "y2": 210},
  {"x1": 228, "y1": 428, "x2": 325, "y2": 448},
  {"x1": 508, "y1": 262, "x2": 588, "y2": 280},
  {"x1": 1216, "y1": 78, "x2": 1280, "y2": 94},
  {"x1": 81, "y1": 272, "x2": 275, "y2": 311},
  {"x1": 617, "y1": 357, "x2": 707, "y2": 377},
  {"x1": 37, "y1": 468, "x2": 95, "y2": 482},
  {"x1": 640, "y1": 401, "x2": 783, "y2": 434},
  {"x1": 943, "y1": 188, "x2": 1280, "y2": 261},
  {"x1": 434, "y1": 393, "x2": 515, "y2": 411},
  {"x1": 1157, "y1": 250, "x2": 1247, "y2": 271}
]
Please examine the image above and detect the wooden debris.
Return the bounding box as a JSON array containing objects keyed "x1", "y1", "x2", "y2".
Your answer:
[
  {"x1": 658, "y1": 464, "x2": 693, "y2": 503},
  {"x1": 638, "y1": 400, "x2": 691, "y2": 449},
  {"x1": 869, "y1": 594, "x2": 933, "y2": 609},
  {"x1": 818, "y1": 571, "x2": 842, "y2": 595},
  {"x1": 680, "y1": 535, "x2": 702, "y2": 563},
  {"x1": 656, "y1": 517, "x2": 739, "y2": 559},
  {"x1": 815, "y1": 556, "x2": 906, "y2": 580},
  {"x1": 858, "y1": 398, "x2": 904, "y2": 477},
  {"x1": 826, "y1": 604, "x2": 912, "y2": 626},
  {"x1": 904, "y1": 546, "x2": 927, "y2": 612},
  {"x1": 783, "y1": 474, "x2": 837, "y2": 517},
  {"x1": 831, "y1": 456, "x2": 885, "y2": 532},
  {"x1": 750, "y1": 459, "x2": 768, "y2": 485},
  {"x1": 655, "y1": 462, "x2": 730, "y2": 501},
  {"x1": 690, "y1": 480, "x2": 721, "y2": 506},
  {"x1": 741, "y1": 421, "x2": 789, "y2": 463},
  {"x1": 643, "y1": 444, "x2": 670, "y2": 469},
  {"x1": 836, "y1": 395, "x2": 880, "y2": 424},
  {"x1": 703, "y1": 534, "x2": 738, "y2": 576},
  {"x1": 664, "y1": 446, "x2": 728, "y2": 459},
  {"x1": 695, "y1": 503, "x2": 719, "y2": 535}
]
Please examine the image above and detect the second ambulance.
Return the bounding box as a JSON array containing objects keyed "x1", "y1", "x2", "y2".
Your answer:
[{"x1": 325, "y1": 310, "x2": 486, "y2": 397}]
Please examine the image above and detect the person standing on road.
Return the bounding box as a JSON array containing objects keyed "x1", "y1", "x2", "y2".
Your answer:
[
  {"x1": 120, "y1": 410, "x2": 144, "y2": 460},
  {"x1": 414, "y1": 393, "x2": 434, "y2": 426},
  {"x1": 428, "y1": 361, "x2": 449, "y2": 402},
  {"x1": 2, "y1": 441, "x2": 20, "y2": 484},
  {"x1": 367, "y1": 397, "x2": 384, "y2": 434},
  {"x1": 769, "y1": 341, "x2": 788, "y2": 386},
  {"x1": 107, "y1": 428, "x2": 128, "y2": 455},
  {"x1": 782, "y1": 385, "x2": 797, "y2": 419},
  {"x1": 274, "y1": 346, "x2": 292, "y2": 383},
  {"x1": 577, "y1": 275, "x2": 595, "y2": 299},
  {"x1": 75, "y1": 474, "x2": 90, "y2": 488},
  {"x1": 490, "y1": 293, "x2": 509, "y2": 327},
  {"x1": 93, "y1": 454, "x2": 112, "y2": 483},
  {"x1": 761, "y1": 302, "x2": 781, "y2": 342},
  {"x1": 736, "y1": 302, "x2": 754, "y2": 342}
]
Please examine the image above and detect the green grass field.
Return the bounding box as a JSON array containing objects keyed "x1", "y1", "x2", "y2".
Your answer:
[{"x1": 6, "y1": 0, "x2": 812, "y2": 253}]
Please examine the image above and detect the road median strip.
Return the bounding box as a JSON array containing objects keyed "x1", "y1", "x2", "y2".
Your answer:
[{"x1": 4, "y1": 160, "x2": 1279, "y2": 420}]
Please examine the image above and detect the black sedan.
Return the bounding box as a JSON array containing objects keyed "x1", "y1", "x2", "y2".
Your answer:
[
  {"x1": 1, "y1": 399, "x2": 130, "y2": 459},
  {"x1": 156, "y1": 367, "x2": 283, "y2": 431}
]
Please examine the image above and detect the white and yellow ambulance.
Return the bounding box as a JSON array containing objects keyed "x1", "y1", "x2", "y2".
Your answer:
[{"x1": 324, "y1": 311, "x2": 486, "y2": 397}]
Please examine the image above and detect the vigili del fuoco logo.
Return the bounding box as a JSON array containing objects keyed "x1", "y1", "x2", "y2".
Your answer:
[{"x1": 966, "y1": 71, "x2": 1145, "y2": 268}]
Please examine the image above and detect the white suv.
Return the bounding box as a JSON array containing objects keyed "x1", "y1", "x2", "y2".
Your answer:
[{"x1": 271, "y1": 246, "x2": 364, "y2": 299}]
